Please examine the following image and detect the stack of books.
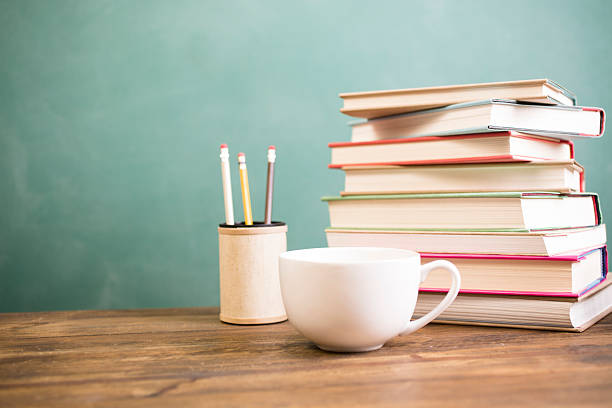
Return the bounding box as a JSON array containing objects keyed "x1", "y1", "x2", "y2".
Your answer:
[{"x1": 323, "y1": 79, "x2": 611, "y2": 331}]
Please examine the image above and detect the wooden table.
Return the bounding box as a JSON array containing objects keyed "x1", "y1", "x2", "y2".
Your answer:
[{"x1": 1, "y1": 307, "x2": 610, "y2": 407}]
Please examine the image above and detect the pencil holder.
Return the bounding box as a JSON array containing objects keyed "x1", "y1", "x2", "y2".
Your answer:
[{"x1": 218, "y1": 221, "x2": 288, "y2": 324}]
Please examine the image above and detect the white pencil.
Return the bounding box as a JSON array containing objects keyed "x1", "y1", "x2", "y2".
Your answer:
[{"x1": 219, "y1": 144, "x2": 234, "y2": 225}]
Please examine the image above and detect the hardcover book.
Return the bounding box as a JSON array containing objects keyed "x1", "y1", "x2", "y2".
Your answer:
[
  {"x1": 322, "y1": 192, "x2": 602, "y2": 231},
  {"x1": 329, "y1": 133, "x2": 574, "y2": 168},
  {"x1": 339, "y1": 161, "x2": 584, "y2": 195},
  {"x1": 349, "y1": 100, "x2": 604, "y2": 142},
  {"x1": 413, "y1": 278, "x2": 612, "y2": 332},
  {"x1": 417, "y1": 247, "x2": 608, "y2": 295},
  {"x1": 326, "y1": 225, "x2": 606, "y2": 256},
  {"x1": 340, "y1": 79, "x2": 576, "y2": 119}
]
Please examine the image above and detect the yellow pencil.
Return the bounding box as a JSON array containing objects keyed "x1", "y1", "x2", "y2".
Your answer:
[{"x1": 237, "y1": 152, "x2": 253, "y2": 225}]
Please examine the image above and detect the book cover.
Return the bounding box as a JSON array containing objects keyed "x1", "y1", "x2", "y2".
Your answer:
[
  {"x1": 340, "y1": 79, "x2": 577, "y2": 119},
  {"x1": 349, "y1": 99, "x2": 605, "y2": 141},
  {"x1": 418, "y1": 246, "x2": 608, "y2": 298},
  {"x1": 328, "y1": 132, "x2": 575, "y2": 168},
  {"x1": 322, "y1": 192, "x2": 602, "y2": 232},
  {"x1": 339, "y1": 161, "x2": 584, "y2": 194}
]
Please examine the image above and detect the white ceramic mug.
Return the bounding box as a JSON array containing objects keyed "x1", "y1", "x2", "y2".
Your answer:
[{"x1": 279, "y1": 247, "x2": 461, "y2": 352}]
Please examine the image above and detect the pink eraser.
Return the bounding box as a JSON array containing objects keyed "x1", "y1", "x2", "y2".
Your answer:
[
  {"x1": 220, "y1": 143, "x2": 228, "y2": 148},
  {"x1": 268, "y1": 145, "x2": 276, "y2": 150},
  {"x1": 238, "y1": 152, "x2": 245, "y2": 157}
]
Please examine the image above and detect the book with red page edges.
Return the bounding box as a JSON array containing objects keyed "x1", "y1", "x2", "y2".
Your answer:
[
  {"x1": 418, "y1": 246, "x2": 608, "y2": 297},
  {"x1": 328, "y1": 132, "x2": 575, "y2": 168},
  {"x1": 413, "y1": 246, "x2": 610, "y2": 332}
]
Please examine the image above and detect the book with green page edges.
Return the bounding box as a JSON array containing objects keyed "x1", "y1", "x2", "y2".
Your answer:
[
  {"x1": 325, "y1": 225, "x2": 607, "y2": 256},
  {"x1": 322, "y1": 192, "x2": 601, "y2": 231}
]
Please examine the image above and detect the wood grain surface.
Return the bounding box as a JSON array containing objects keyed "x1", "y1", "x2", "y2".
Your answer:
[{"x1": 0, "y1": 307, "x2": 610, "y2": 407}]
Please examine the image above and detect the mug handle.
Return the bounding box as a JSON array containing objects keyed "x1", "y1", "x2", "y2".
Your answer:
[{"x1": 400, "y1": 260, "x2": 461, "y2": 335}]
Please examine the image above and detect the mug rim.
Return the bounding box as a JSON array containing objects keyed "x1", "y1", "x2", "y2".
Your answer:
[{"x1": 279, "y1": 247, "x2": 420, "y2": 265}]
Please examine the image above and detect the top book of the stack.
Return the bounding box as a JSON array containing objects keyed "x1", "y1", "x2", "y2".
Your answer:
[{"x1": 339, "y1": 79, "x2": 577, "y2": 119}]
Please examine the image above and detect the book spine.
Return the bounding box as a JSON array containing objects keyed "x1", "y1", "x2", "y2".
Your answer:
[
  {"x1": 578, "y1": 150, "x2": 585, "y2": 192},
  {"x1": 593, "y1": 195, "x2": 603, "y2": 225}
]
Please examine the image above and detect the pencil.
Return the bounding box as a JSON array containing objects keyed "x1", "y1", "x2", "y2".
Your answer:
[
  {"x1": 264, "y1": 146, "x2": 276, "y2": 224},
  {"x1": 238, "y1": 152, "x2": 253, "y2": 225},
  {"x1": 219, "y1": 144, "x2": 234, "y2": 225}
]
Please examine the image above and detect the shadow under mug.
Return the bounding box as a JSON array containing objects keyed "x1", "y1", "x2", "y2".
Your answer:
[{"x1": 279, "y1": 247, "x2": 461, "y2": 352}]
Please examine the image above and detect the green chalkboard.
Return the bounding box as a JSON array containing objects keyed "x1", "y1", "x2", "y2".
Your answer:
[{"x1": 1, "y1": 0, "x2": 611, "y2": 312}]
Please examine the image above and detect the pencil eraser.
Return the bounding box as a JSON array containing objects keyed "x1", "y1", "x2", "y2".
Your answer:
[
  {"x1": 238, "y1": 152, "x2": 245, "y2": 157},
  {"x1": 268, "y1": 145, "x2": 276, "y2": 150},
  {"x1": 220, "y1": 143, "x2": 228, "y2": 149}
]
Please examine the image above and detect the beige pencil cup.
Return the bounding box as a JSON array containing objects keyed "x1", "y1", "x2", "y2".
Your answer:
[{"x1": 218, "y1": 221, "x2": 288, "y2": 324}]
